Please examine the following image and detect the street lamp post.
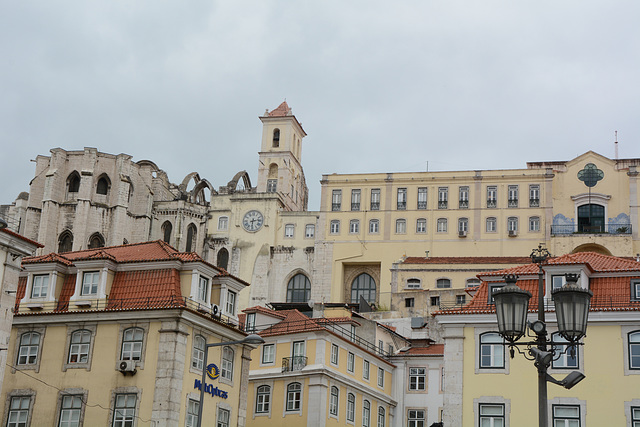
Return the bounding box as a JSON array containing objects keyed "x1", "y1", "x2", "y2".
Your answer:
[
  {"x1": 196, "y1": 334, "x2": 265, "y2": 427},
  {"x1": 493, "y1": 245, "x2": 592, "y2": 427}
]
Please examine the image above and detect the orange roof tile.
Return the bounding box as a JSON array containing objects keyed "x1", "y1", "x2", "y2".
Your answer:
[
  {"x1": 268, "y1": 101, "x2": 291, "y2": 117},
  {"x1": 55, "y1": 274, "x2": 77, "y2": 311},
  {"x1": 243, "y1": 306, "x2": 288, "y2": 319},
  {"x1": 22, "y1": 241, "x2": 249, "y2": 286},
  {"x1": 258, "y1": 310, "x2": 324, "y2": 337},
  {"x1": 14, "y1": 277, "x2": 26, "y2": 312},
  {"x1": 106, "y1": 269, "x2": 183, "y2": 309},
  {"x1": 0, "y1": 228, "x2": 43, "y2": 248},
  {"x1": 314, "y1": 317, "x2": 361, "y2": 327}
]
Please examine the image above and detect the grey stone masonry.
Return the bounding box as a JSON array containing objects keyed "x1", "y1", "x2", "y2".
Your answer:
[{"x1": 151, "y1": 319, "x2": 189, "y2": 427}]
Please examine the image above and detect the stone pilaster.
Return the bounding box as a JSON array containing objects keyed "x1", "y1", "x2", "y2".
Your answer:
[{"x1": 442, "y1": 325, "x2": 465, "y2": 426}]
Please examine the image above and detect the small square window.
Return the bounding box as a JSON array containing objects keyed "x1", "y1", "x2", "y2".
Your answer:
[
  {"x1": 262, "y1": 344, "x2": 275, "y2": 364},
  {"x1": 405, "y1": 298, "x2": 414, "y2": 308},
  {"x1": 31, "y1": 274, "x2": 49, "y2": 299},
  {"x1": 267, "y1": 179, "x2": 277, "y2": 193},
  {"x1": 409, "y1": 367, "x2": 426, "y2": 391},
  {"x1": 456, "y1": 295, "x2": 466, "y2": 305},
  {"x1": 81, "y1": 271, "x2": 100, "y2": 296},
  {"x1": 430, "y1": 296, "x2": 440, "y2": 307},
  {"x1": 488, "y1": 284, "x2": 505, "y2": 304},
  {"x1": 218, "y1": 216, "x2": 229, "y2": 230}
]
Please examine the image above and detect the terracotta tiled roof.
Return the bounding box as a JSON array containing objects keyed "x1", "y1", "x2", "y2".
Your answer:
[
  {"x1": 56, "y1": 274, "x2": 77, "y2": 311},
  {"x1": 0, "y1": 229, "x2": 43, "y2": 248},
  {"x1": 268, "y1": 101, "x2": 291, "y2": 117},
  {"x1": 397, "y1": 344, "x2": 444, "y2": 356},
  {"x1": 403, "y1": 256, "x2": 531, "y2": 265},
  {"x1": 258, "y1": 310, "x2": 324, "y2": 337},
  {"x1": 106, "y1": 269, "x2": 183, "y2": 309},
  {"x1": 22, "y1": 241, "x2": 248, "y2": 286},
  {"x1": 243, "y1": 306, "x2": 288, "y2": 319},
  {"x1": 14, "y1": 277, "x2": 26, "y2": 312},
  {"x1": 437, "y1": 252, "x2": 640, "y2": 316}
]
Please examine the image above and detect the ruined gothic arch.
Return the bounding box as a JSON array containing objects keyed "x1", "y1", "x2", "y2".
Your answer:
[
  {"x1": 88, "y1": 232, "x2": 105, "y2": 249},
  {"x1": 227, "y1": 171, "x2": 252, "y2": 192},
  {"x1": 191, "y1": 179, "x2": 217, "y2": 204},
  {"x1": 58, "y1": 230, "x2": 73, "y2": 253},
  {"x1": 96, "y1": 173, "x2": 111, "y2": 195},
  {"x1": 179, "y1": 172, "x2": 201, "y2": 193},
  {"x1": 66, "y1": 171, "x2": 81, "y2": 194}
]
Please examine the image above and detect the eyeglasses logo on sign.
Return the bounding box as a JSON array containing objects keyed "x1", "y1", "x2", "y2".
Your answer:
[{"x1": 206, "y1": 363, "x2": 220, "y2": 380}]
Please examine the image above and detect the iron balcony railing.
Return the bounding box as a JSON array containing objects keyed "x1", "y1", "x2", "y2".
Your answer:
[
  {"x1": 459, "y1": 200, "x2": 469, "y2": 209},
  {"x1": 508, "y1": 199, "x2": 518, "y2": 208},
  {"x1": 351, "y1": 203, "x2": 360, "y2": 211},
  {"x1": 417, "y1": 201, "x2": 427, "y2": 210},
  {"x1": 282, "y1": 356, "x2": 308, "y2": 372},
  {"x1": 370, "y1": 202, "x2": 380, "y2": 210},
  {"x1": 550, "y1": 223, "x2": 632, "y2": 235},
  {"x1": 16, "y1": 295, "x2": 239, "y2": 326},
  {"x1": 438, "y1": 201, "x2": 448, "y2": 209},
  {"x1": 332, "y1": 203, "x2": 341, "y2": 211},
  {"x1": 487, "y1": 199, "x2": 497, "y2": 208},
  {"x1": 397, "y1": 201, "x2": 406, "y2": 210},
  {"x1": 529, "y1": 198, "x2": 540, "y2": 207}
]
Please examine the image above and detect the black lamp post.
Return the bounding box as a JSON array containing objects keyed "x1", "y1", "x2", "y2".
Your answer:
[
  {"x1": 196, "y1": 334, "x2": 265, "y2": 427},
  {"x1": 492, "y1": 245, "x2": 592, "y2": 427}
]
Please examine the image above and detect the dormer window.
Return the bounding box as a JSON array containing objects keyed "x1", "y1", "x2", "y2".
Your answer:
[
  {"x1": 31, "y1": 275, "x2": 49, "y2": 298},
  {"x1": 631, "y1": 280, "x2": 640, "y2": 301},
  {"x1": 81, "y1": 272, "x2": 100, "y2": 296},
  {"x1": 198, "y1": 276, "x2": 209, "y2": 302}
]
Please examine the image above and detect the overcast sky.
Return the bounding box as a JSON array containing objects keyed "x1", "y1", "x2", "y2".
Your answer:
[{"x1": 1, "y1": 1, "x2": 639, "y2": 211}]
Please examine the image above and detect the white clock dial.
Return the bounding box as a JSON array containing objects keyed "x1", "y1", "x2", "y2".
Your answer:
[{"x1": 242, "y1": 210, "x2": 264, "y2": 232}]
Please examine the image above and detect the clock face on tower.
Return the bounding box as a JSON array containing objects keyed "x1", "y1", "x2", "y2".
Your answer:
[{"x1": 242, "y1": 210, "x2": 264, "y2": 232}]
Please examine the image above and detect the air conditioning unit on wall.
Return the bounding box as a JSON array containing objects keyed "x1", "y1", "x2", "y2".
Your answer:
[
  {"x1": 119, "y1": 360, "x2": 137, "y2": 374},
  {"x1": 508, "y1": 230, "x2": 518, "y2": 237},
  {"x1": 458, "y1": 231, "x2": 467, "y2": 237}
]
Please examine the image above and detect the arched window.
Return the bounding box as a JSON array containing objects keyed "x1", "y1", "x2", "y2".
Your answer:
[
  {"x1": 161, "y1": 221, "x2": 172, "y2": 244},
  {"x1": 347, "y1": 393, "x2": 355, "y2": 422},
  {"x1": 67, "y1": 172, "x2": 81, "y2": 193},
  {"x1": 88, "y1": 233, "x2": 105, "y2": 249},
  {"x1": 96, "y1": 175, "x2": 110, "y2": 195},
  {"x1": 628, "y1": 331, "x2": 640, "y2": 369},
  {"x1": 217, "y1": 248, "x2": 229, "y2": 270},
  {"x1": 378, "y1": 406, "x2": 386, "y2": 427},
  {"x1": 58, "y1": 231, "x2": 73, "y2": 253},
  {"x1": 436, "y1": 278, "x2": 451, "y2": 288},
  {"x1": 68, "y1": 330, "x2": 91, "y2": 364},
  {"x1": 185, "y1": 223, "x2": 197, "y2": 252},
  {"x1": 287, "y1": 274, "x2": 311, "y2": 303},
  {"x1": 272, "y1": 129, "x2": 280, "y2": 147},
  {"x1": 286, "y1": 382, "x2": 301, "y2": 411},
  {"x1": 121, "y1": 327, "x2": 144, "y2": 361},
  {"x1": 363, "y1": 400, "x2": 371, "y2": 427},
  {"x1": 256, "y1": 385, "x2": 271, "y2": 413},
  {"x1": 578, "y1": 204, "x2": 605, "y2": 232},
  {"x1": 17, "y1": 332, "x2": 41, "y2": 365},
  {"x1": 329, "y1": 386, "x2": 339, "y2": 416},
  {"x1": 351, "y1": 273, "x2": 376, "y2": 304},
  {"x1": 479, "y1": 332, "x2": 504, "y2": 368}
]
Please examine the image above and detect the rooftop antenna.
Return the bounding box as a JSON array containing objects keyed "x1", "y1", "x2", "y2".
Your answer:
[{"x1": 615, "y1": 131, "x2": 619, "y2": 160}]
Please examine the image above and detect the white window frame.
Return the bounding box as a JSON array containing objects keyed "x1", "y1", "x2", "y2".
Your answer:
[
  {"x1": 350, "y1": 220, "x2": 360, "y2": 234},
  {"x1": 408, "y1": 409, "x2": 425, "y2": 427},
  {"x1": 347, "y1": 393, "x2": 356, "y2": 422},
  {"x1": 377, "y1": 367, "x2": 385, "y2": 388},
  {"x1": 477, "y1": 331, "x2": 506, "y2": 372},
  {"x1": 286, "y1": 382, "x2": 302, "y2": 412},
  {"x1": 221, "y1": 346, "x2": 234, "y2": 381},
  {"x1": 112, "y1": 393, "x2": 136, "y2": 427},
  {"x1": 267, "y1": 179, "x2": 277, "y2": 193},
  {"x1": 363, "y1": 400, "x2": 371, "y2": 427},
  {"x1": 255, "y1": 385, "x2": 271, "y2": 415},
  {"x1": 347, "y1": 352, "x2": 355, "y2": 373},
  {"x1": 507, "y1": 217, "x2": 518, "y2": 232},
  {"x1": 31, "y1": 274, "x2": 50, "y2": 299},
  {"x1": 395, "y1": 219, "x2": 406, "y2": 234},
  {"x1": 458, "y1": 218, "x2": 468, "y2": 233},
  {"x1": 370, "y1": 189, "x2": 381, "y2": 211},
  {"x1": 363, "y1": 360, "x2": 370, "y2": 380},
  {"x1": 331, "y1": 344, "x2": 339, "y2": 365},
  {"x1": 416, "y1": 218, "x2": 427, "y2": 233},
  {"x1": 408, "y1": 367, "x2": 426, "y2": 391},
  {"x1": 459, "y1": 186, "x2": 469, "y2": 208},
  {"x1": 305, "y1": 224, "x2": 315, "y2": 238},
  {"x1": 192, "y1": 335, "x2": 205, "y2": 371},
  {"x1": 437, "y1": 218, "x2": 447, "y2": 233},
  {"x1": 351, "y1": 189, "x2": 361, "y2": 211},
  {"x1": 529, "y1": 184, "x2": 540, "y2": 206},
  {"x1": 487, "y1": 186, "x2": 497, "y2": 207},
  {"x1": 262, "y1": 344, "x2": 275, "y2": 365},
  {"x1": 330, "y1": 220, "x2": 340, "y2": 234},
  {"x1": 397, "y1": 188, "x2": 407, "y2": 210},
  {"x1": 486, "y1": 217, "x2": 497, "y2": 233},
  {"x1": 284, "y1": 224, "x2": 294, "y2": 238},
  {"x1": 217, "y1": 407, "x2": 230, "y2": 427},
  {"x1": 225, "y1": 290, "x2": 236, "y2": 317},
  {"x1": 329, "y1": 386, "x2": 339, "y2": 417},
  {"x1": 529, "y1": 216, "x2": 540, "y2": 232},
  {"x1": 332, "y1": 190, "x2": 342, "y2": 211},
  {"x1": 438, "y1": 187, "x2": 448, "y2": 209},
  {"x1": 417, "y1": 187, "x2": 427, "y2": 210},
  {"x1": 551, "y1": 333, "x2": 578, "y2": 369},
  {"x1": 218, "y1": 216, "x2": 229, "y2": 230},
  {"x1": 197, "y1": 276, "x2": 209, "y2": 302},
  {"x1": 508, "y1": 185, "x2": 518, "y2": 207},
  {"x1": 369, "y1": 219, "x2": 379, "y2": 234}
]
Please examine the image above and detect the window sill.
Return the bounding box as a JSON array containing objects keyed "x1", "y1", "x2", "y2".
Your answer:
[
  {"x1": 74, "y1": 301, "x2": 93, "y2": 308},
  {"x1": 25, "y1": 303, "x2": 44, "y2": 310}
]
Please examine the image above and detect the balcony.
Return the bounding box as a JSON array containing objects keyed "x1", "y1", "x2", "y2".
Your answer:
[
  {"x1": 508, "y1": 199, "x2": 518, "y2": 208},
  {"x1": 397, "y1": 201, "x2": 406, "y2": 210},
  {"x1": 351, "y1": 203, "x2": 360, "y2": 211},
  {"x1": 529, "y1": 198, "x2": 540, "y2": 207},
  {"x1": 282, "y1": 356, "x2": 308, "y2": 373},
  {"x1": 487, "y1": 200, "x2": 497, "y2": 208},
  {"x1": 370, "y1": 202, "x2": 380, "y2": 211},
  {"x1": 332, "y1": 203, "x2": 341, "y2": 211},
  {"x1": 438, "y1": 201, "x2": 448, "y2": 209},
  {"x1": 459, "y1": 200, "x2": 469, "y2": 209},
  {"x1": 417, "y1": 201, "x2": 427, "y2": 210},
  {"x1": 551, "y1": 223, "x2": 632, "y2": 235}
]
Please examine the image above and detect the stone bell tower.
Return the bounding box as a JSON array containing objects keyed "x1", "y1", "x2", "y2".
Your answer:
[{"x1": 256, "y1": 101, "x2": 308, "y2": 211}]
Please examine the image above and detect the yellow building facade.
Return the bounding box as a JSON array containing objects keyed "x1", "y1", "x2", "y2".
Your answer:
[
  {"x1": 436, "y1": 251, "x2": 640, "y2": 426},
  {"x1": 318, "y1": 151, "x2": 640, "y2": 310},
  {"x1": 1, "y1": 241, "x2": 256, "y2": 427},
  {"x1": 241, "y1": 307, "x2": 397, "y2": 427}
]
